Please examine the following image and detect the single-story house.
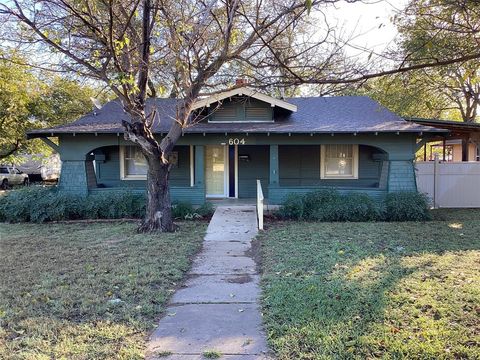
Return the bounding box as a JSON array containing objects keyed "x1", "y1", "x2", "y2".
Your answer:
[
  {"x1": 28, "y1": 86, "x2": 446, "y2": 204},
  {"x1": 406, "y1": 118, "x2": 480, "y2": 162},
  {"x1": 426, "y1": 140, "x2": 479, "y2": 162}
]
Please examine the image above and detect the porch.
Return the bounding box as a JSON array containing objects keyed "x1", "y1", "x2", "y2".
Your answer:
[
  {"x1": 55, "y1": 133, "x2": 418, "y2": 205},
  {"x1": 65, "y1": 144, "x2": 416, "y2": 205}
]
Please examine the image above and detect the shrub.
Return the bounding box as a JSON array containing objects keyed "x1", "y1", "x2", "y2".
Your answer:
[
  {"x1": 196, "y1": 202, "x2": 215, "y2": 218},
  {"x1": 83, "y1": 192, "x2": 145, "y2": 219},
  {"x1": 0, "y1": 187, "x2": 215, "y2": 223},
  {"x1": 312, "y1": 193, "x2": 381, "y2": 222},
  {"x1": 172, "y1": 201, "x2": 194, "y2": 219},
  {"x1": 277, "y1": 193, "x2": 305, "y2": 220},
  {"x1": 29, "y1": 191, "x2": 83, "y2": 222},
  {"x1": 385, "y1": 192, "x2": 431, "y2": 221},
  {"x1": 277, "y1": 190, "x2": 431, "y2": 222},
  {"x1": 0, "y1": 187, "x2": 48, "y2": 222},
  {"x1": 0, "y1": 187, "x2": 146, "y2": 223},
  {"x1": 172, "y1": 201, "x2": 215, "y2": 220},
  {"x1": 0, "y1": 187, "x2": 219, "y2": 223},
  {"x1": 302, "y1": 189, "x2": 340, "y2": 220}
]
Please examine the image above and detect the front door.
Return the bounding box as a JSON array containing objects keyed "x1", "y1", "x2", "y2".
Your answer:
[{"x1": 205, "y1": 145, "x2": 227, "y2": 198}]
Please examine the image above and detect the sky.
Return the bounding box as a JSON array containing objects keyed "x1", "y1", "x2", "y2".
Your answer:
[{"x1": 323, "y1": 0, "x2": 410, "y2": 57}]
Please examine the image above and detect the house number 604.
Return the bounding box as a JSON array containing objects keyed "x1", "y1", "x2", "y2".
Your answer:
[{"x1": 228, "y1": 138, "x2": 246, "y2": 145}]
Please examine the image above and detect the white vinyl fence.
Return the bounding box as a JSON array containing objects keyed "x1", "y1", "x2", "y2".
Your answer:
[
  {"x1": 416, "y1": 159, "x2": 480, "y2": 208},
  {"x1": 256, "y1": 179, "x2": 264, "y2": 230}
]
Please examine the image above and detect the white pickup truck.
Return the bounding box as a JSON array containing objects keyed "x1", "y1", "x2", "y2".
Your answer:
[{"x1": 0, "y1": 166, "x2": 29, "y2": 189}]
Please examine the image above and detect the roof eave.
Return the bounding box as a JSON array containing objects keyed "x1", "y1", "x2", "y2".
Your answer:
[
  {"x1": 191, "y1": 87, "x2": 297, "y2": 112},
  {"x1": 26, "y1": 128, "x2": 445, "y2": 137},
  {"x1": 406, "y1": 117, "x2": 480, "y2": 132}
]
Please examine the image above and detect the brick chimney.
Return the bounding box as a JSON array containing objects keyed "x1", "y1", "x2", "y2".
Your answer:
[{"x1": 235, "y1": 78, "x2": 247, "y2": 86}]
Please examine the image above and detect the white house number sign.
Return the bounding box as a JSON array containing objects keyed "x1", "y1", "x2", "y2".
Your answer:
[{"x1": 228, "y1": 138, "x2": 246, "y2": 145}]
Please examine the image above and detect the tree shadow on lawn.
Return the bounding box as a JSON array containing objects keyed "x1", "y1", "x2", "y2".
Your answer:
[
  {"x1": 260, "y1": 220, "x2": 480, "y2": 359},
  {"x1": 0, "y1": 221, "x2": 205, "y2": 359}
]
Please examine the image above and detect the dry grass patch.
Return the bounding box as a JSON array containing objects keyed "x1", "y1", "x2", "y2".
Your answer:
[{"x1": 0, "y1": 221, "x2": 205, "y2": 359}]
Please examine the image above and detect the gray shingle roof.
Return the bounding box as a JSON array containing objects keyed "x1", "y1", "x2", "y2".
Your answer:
[{"x1": 28, "y1": 96, "x2": 442, "y2": 137}]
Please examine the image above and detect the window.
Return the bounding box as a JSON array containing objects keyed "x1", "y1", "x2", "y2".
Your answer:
[
  {"x1": 120, "y1": 146, "x2": 148, "y2": 179},
  {"x1": 120, "y1": 146, "x2": 180, "y2": 179},
  {"x1": 0, "y1": 167, "x2": 8, "y2": 174},
  {"x1": 320, "y1": 144, "x2": 359, "y2": 179}
]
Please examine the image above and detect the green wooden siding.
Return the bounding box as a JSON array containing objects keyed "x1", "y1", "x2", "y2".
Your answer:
[
  {"x1": 237, "y1": 145, "x2": 269, "y2": 198},
  {"x1": 89, "y1": 186, "x2": 206, "y2": 205},
  {"x1": 388, "y1": 160, "x2": 417, "y2": 192},
  {"x1": 278, "y1": 145, "x2": 384, "y2": 188},
  {"x1": 94, "y1": 145, "x2": 191, "y2": 187},
  {"x1": 209, "y1": 98, "x2": 272, "y2": 122},
  {"x1": 55, "y1": 133, "x2": 418, "y2": 204},
  {"x1": 58, "y1": 161, "x2": 89, "y2": 195}
]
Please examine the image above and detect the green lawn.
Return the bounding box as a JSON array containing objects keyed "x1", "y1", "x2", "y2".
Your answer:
[
  {"x1": 259, "y1": 209, "x2": 480, "y2": 359},
  {"x1": 0, "y1": 221, "x2": 205, "y2": 359}
]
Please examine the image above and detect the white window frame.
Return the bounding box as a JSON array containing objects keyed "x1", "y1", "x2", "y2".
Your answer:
[
  {"x1": 320, "y1": 144, "x2": 359, "y2": 179},
  {"x1": 119, "y1": 145, "x2": 147, "y2": 180}
]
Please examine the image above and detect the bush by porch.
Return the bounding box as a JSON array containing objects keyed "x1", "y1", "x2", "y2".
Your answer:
[
  {"x1": 277, "y1": 190, "x2": 431, "y2": 222},
  {"x1": 0, "y1": 187, "x2": 214, "y2": 223}
]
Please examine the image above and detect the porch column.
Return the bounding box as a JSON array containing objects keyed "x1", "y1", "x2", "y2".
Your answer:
[
  {"x1": 58, "y1": 160, "x2": 89, "y2": 196},
  {"x1": 387, "y1": 160, "x2": 417, "y2": 192},
  {"x1": 269, "y1": 144, "x2": 279, "y2": 186},
  {"x1": 194, "y1": 145, "x2": 205, "y2": 187},
  {"x1": 462, "y1": 138, "x2": 469, "y2": 162}
]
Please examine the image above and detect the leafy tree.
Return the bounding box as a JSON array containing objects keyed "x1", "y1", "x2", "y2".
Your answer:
[
  {"x1": 32, "y1": 77, "x2": 108, "y2": 128},
  {"x1": 395, "y1": 0, "x2": 480, "y2": 122},
  {"x1": 0, "y1": 54, "x2": 106, "y2": 162},
  {"x1": 349, "y1": 72, "x2": 454, "y2": 119},
  {"x1": 0, "y1": 56, "x2": 37, "y2": 161}
]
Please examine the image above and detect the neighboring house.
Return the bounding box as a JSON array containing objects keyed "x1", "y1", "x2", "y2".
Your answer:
[
  {"x1": 16, "y1": 154, "x2": 61, "y2": 182},
  {"x1": 427, "y1": 140, "x2": 479, "y2": 162},
  {"x1": 449, "y1": 141, "x2": 480, "y2": 162},
  {"x1": 27, "y1": 86, "x2": 445, "y2": 204},
  {"x1": 408, "y1": 118, "x2": 480, "y2": 163}
]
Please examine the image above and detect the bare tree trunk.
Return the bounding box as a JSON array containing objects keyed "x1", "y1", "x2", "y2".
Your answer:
[
  {"x1": 123, "y1": 119, "x2": 177, "y2": 233},
  {"x1": 138, "y1": 151, "x2": 176, "y2": 232}
]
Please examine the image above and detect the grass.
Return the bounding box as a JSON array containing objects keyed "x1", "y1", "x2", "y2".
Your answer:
[
  {"x1": 259, "y1": 209, "x2": 480, "y2": 359},
  {"x1": 0, "y1": 221, "x2": 206, "y2": 359},
  {"x1": 202, "y1": 350, "x2": 222, "y2": 358}
]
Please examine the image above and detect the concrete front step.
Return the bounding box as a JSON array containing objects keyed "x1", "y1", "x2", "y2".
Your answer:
[
  {"x1": 148, "y1": 303, "x2": 268, "y2": 355},
  {"x1": 171, "y1": 274, "x2": 260, "y2": 304}
]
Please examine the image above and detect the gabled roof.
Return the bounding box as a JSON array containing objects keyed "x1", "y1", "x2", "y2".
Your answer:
[
  {"x1": 192, "y1": 87, "x2": 297, "y2": 112},
  {"x1": 27, "y1": 96, "x2": 443, "y2": 138}
]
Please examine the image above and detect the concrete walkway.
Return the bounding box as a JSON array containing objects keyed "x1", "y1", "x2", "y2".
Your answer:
[{"x1": 147, "y1": 205, "x2": 271, "y2": 360}]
